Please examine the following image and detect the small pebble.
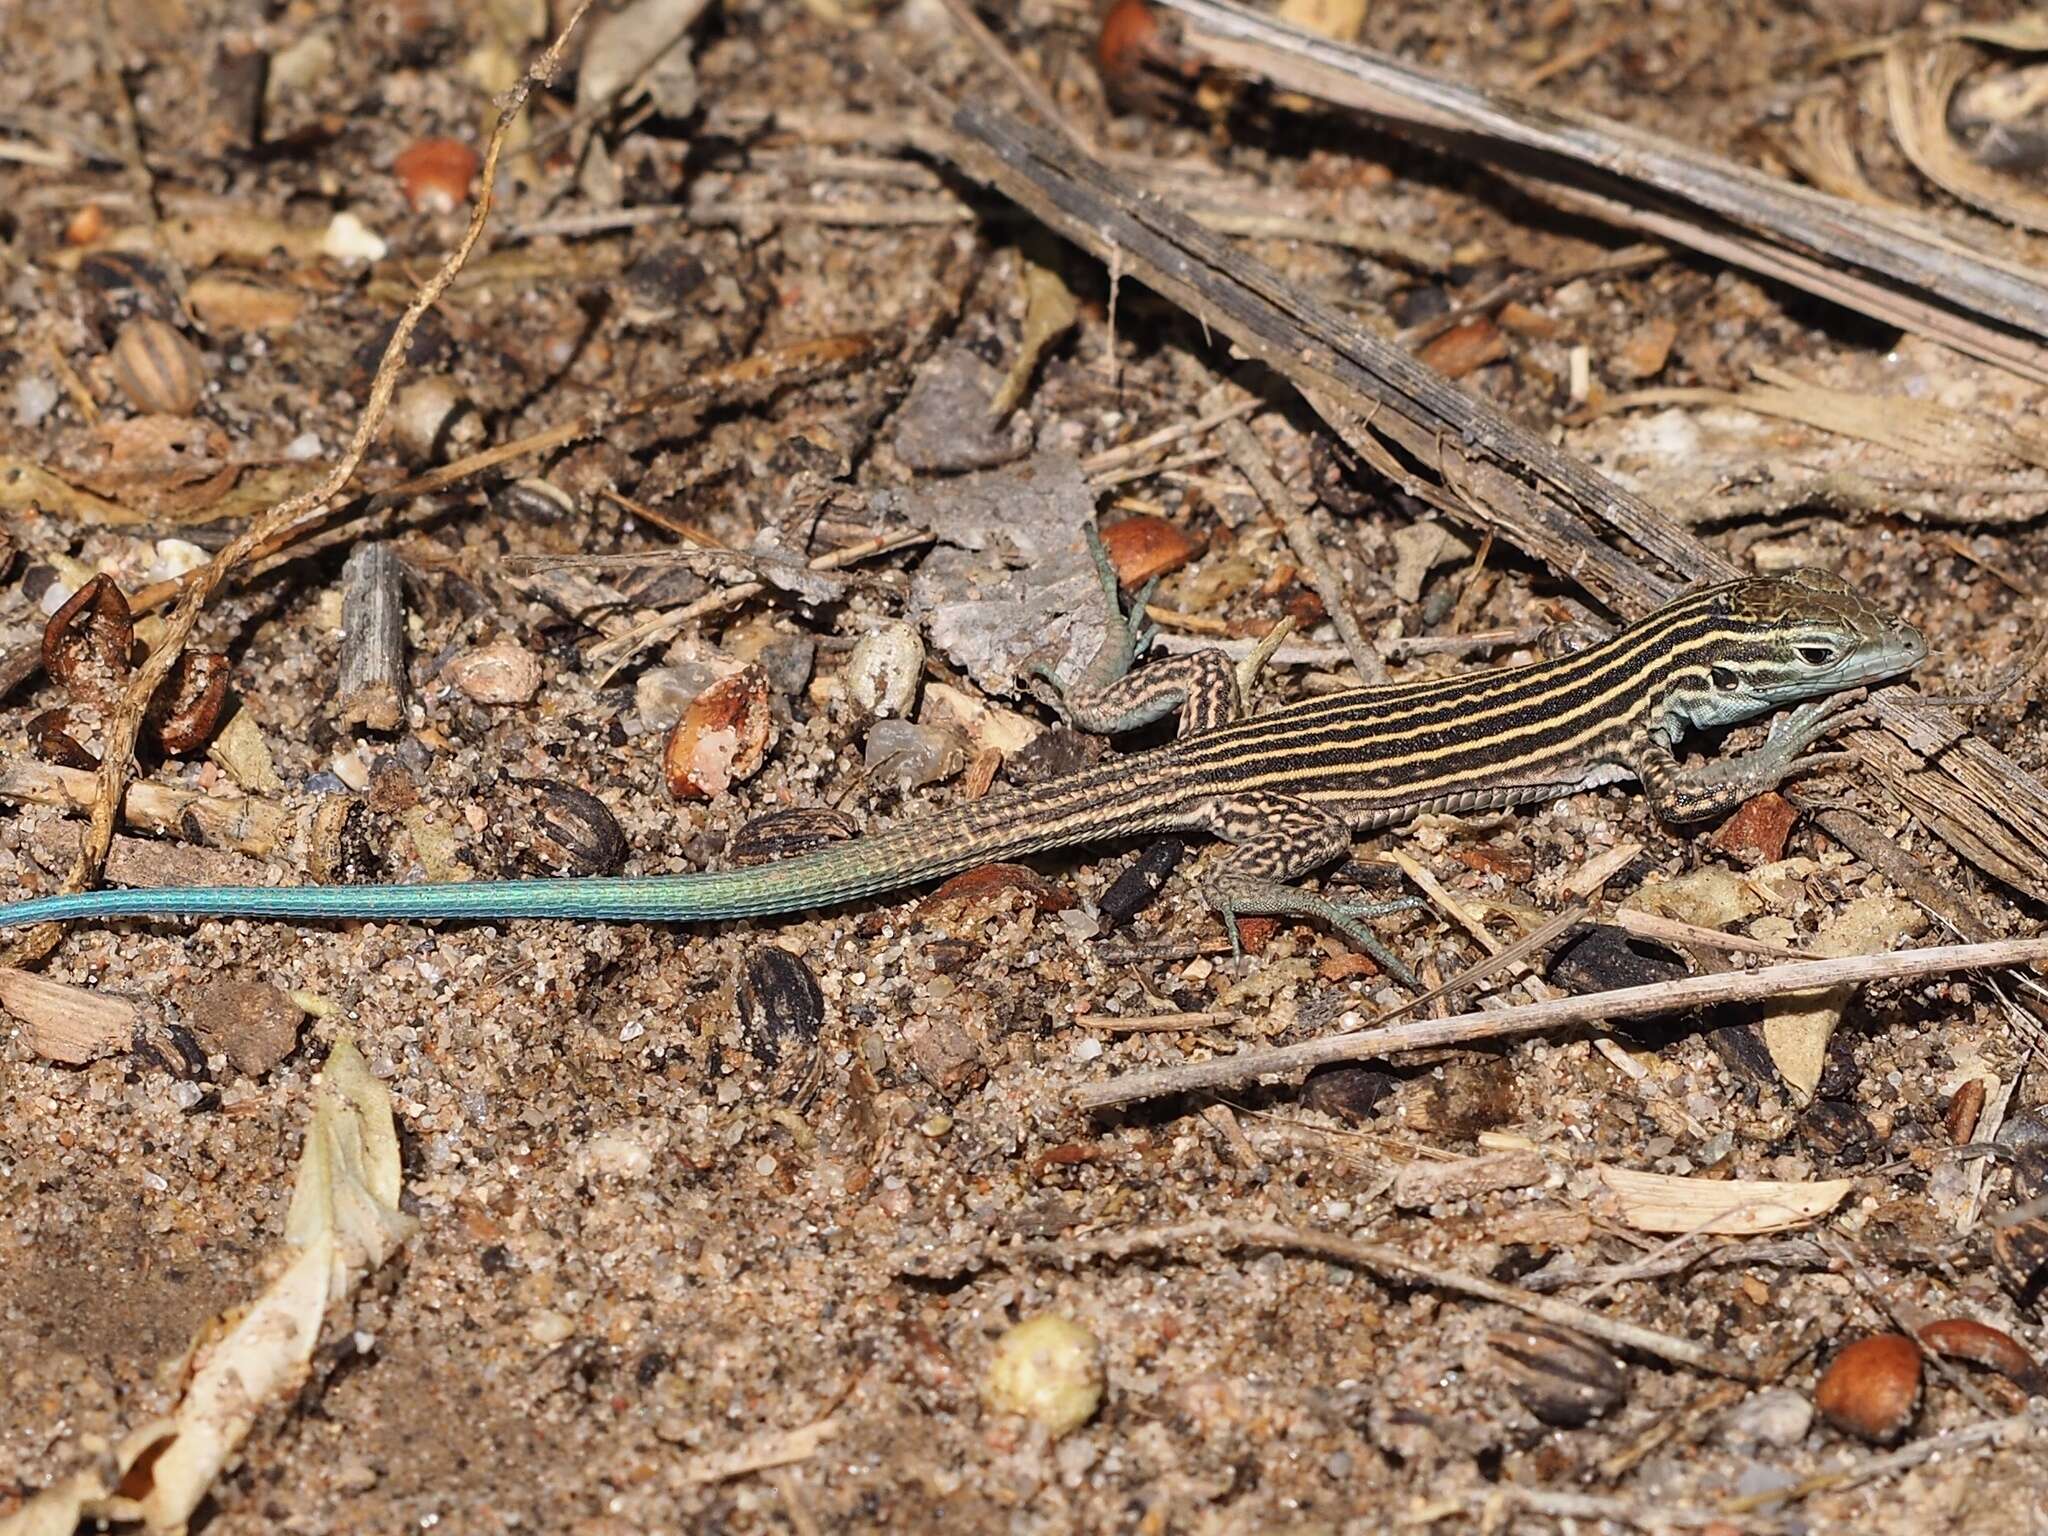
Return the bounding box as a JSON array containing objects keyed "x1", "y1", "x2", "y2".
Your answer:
[
  {"x1": 863, "y1": 718, "x2": 964, "y2": 790},
  {"x1": 1722, "y1": 1387, "x2": 1815, "y2": 1448},
  {"x1": 528, "y1": 1310, "x2": 575, "y2": 1346},
  {"x1": 984, "y1": 1315, "x2": 1104, "y2": 1438},
  {"x1": 323, "y1": 211, "x2": 388, "y2": 264},
  {"x1": 185, "y1": 978, "x2": 303, "y2": 1076},
  {"x1": 444, "y1": 641, "x2": 542, "y2": 705},
  {"x1": 846, "y1": 622, "x2": 924, "y2": 717}
]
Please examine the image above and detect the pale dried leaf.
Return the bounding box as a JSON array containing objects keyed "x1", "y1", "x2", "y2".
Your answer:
[
  {"x1": 1783, "y1": 91, "x2": 1893, "y2": 207},
  {"x1": 1762, "y1": 892, "x2": 1926, "y2": 1102},
  {"x1": 0, "y1": 967, "x2": 136, "y2": 1065},
  {"x1": 990, "y1": 258, "x2": 1080, "y2": 419},
  {"x1": 1597, "y1": 1166, "x2": 1854, "y2": 1234},
  {"x1": 0, "y1": 1038, "x2": 413, "y2": 1536}
]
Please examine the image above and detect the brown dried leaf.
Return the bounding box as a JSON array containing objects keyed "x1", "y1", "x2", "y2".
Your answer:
[
  {"x1": 186, "y1": 274, "x2": 309, "y2": 333},
  {"x1": 1416, "y1": 317, "x2": 1509, "y2": 380},
  {"x1": 924, "y1": 863, "x2": 1074, "y2": 914},
  {"x1": 82, "y1": 416, "x2": 243, "y2": 519},
  {"x1": 1099, "y1": 515, "x2": 1200, "y2": 588},
  {"x1": 30, "y1": 708, "x2": 99, "y2": 769},
  {"x1": 149, "y1": 651, "x2": 232, "y2": 755},
  {"x1": 43, "y1": 572, "x2": 134, "y2": 707}
]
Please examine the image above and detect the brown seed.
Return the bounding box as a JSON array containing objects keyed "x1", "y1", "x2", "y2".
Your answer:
[
  {"x1": 1814, "y1": 1334, "x2": 1921, "y2": 1443},
  {"x1": 1098, "y1": 515, "x2": 1199, "y2": 588},
  {"x1": 393, "y1": 136, "x2": 480, "y2": 214},
  {"x1": 110, "y1": 316, "x2": 206, "y2": 415},
  {"x1": 1416, "y1": 317, "x2": 1509, "y2": 380},
  {"x1": 65, "y1": 204, "x2": 108, "y2": 246},
  {"x1": 148, "y1": 651, "x2": 231, "y2": 755},
  {"x1": 1916, "y1": 1318, "x2": 2048, "y2": 1394},
  {"x1": 43, "y1": 573, "x2": 135, "y2": 707},
  {"x1": 1489, "y1": 1325, "x2": 1629, "y2": 1427},
  {"x1": 1946, "y1": 1077, "x2": 1988, "y2": 1145},
  {"x1": 665, "y1": 667, "x2": 773, "y2": 800}
]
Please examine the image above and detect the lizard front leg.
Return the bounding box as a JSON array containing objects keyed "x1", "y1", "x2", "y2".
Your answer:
[
  {"x1": 1195, "y1": 792, "x2": 1422, "y2": 988},
  {"x1": 1635, "y1": 691, "x2": 1864, "y2": 824},
  {"x1": 1034, "y1": 525, "x2": 1286, "y2": 738}
]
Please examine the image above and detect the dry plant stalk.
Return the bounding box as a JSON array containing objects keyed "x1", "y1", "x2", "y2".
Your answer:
[
  {"x1": 1152, "y1": 0, "x2": 2048, "y2": 382},
  {"x1": 1047, "y1": 1217, "x2": 1756, "y2": 1379},
  {"x1": 1886, "y1": 42, "x2": 2048, "y2": 234}
]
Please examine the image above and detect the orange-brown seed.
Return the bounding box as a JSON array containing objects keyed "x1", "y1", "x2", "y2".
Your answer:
[
  {"x1": 664, "y1": 668, "x2": 772, "y2": 800},
  {"x1": 1814, "y1": 1334, "x2": 1921, "y2": 1444}
]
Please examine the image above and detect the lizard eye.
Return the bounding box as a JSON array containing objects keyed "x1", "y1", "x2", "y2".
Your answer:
[
  {"x1": 1711, "y1": 664, "x2": 1742, "y2": 692},
  {"x1": 1796, "y1": 645, "x2": 1837, "y2": 667}
]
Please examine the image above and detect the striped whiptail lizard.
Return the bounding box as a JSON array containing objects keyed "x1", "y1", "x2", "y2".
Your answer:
[{"x1": 0, "y1": 539, "x2": 1927, "y2": 986}]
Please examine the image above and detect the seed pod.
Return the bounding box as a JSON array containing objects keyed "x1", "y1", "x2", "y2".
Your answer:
[
  {"x1": 735, "y1": 945, "x2": 826, "y2": 1070},
  {"x1": 1814, "y1": 1334, "x2": 1921, "y2": 1444},
  {"x1": 1946, "y1": 1077, "x2": 1988, "y2": 1145},
  {"x1": 148, "y1": 651, "x2": 231, "y2": 755},
  {"x1": 529, "y1": 782, "x2": 628, "y2": 876},
  {"x1": 1916, "y1": 1318, "x2": 2048, "y2": 1394},
  {"x1": 665, "y1": 667, "x2": 773, "y2": 801},
  {"x1": 111, "y1": 316, "x2": 205, "y2": 415},
  {"x1": 1099, "y1": 837, "x2": 1186, "y2": 928},
  {"x1": 43, "y1": 573, "x2": 134, "y2": 707},
  {"x1": 1489, "y1": 1326, "x2": 1628, "y2": 1427},
  {"x1": 307, "y1": 796, "x2": 378, "y2": 886}
]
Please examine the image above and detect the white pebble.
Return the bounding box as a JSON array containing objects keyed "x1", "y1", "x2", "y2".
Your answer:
[{"x1": 846, "y1": 622, "x2": 924, "y2": 717}]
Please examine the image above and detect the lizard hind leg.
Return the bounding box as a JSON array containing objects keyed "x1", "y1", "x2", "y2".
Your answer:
[{"x1": 1195, "y1": 793, "x2": 1422, "y2": 988}]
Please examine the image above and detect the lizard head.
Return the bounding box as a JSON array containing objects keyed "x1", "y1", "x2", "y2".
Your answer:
[{"x1": 1682, "y1": 568, "x2": 1927, "y2": 727}]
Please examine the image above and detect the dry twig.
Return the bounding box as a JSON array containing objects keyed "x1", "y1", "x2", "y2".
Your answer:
[
  {"x1": 1044, "y1": 1216, "x2": 1756, "y2": 1379},
  {"x1": 1075, "y1": 936, "x2": 2048, "y2": 1109}
]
